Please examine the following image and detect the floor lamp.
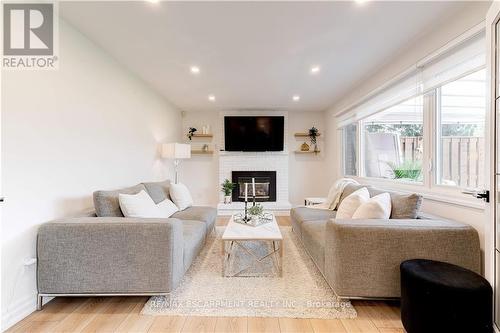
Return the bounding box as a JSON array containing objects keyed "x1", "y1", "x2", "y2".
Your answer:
[{"x1": 162, "y1": 143, "x2": 191, "y2": 184}]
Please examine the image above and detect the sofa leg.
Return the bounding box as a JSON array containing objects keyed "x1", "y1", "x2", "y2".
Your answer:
[{"x1": 37, "y1": 295, "x2": 43, "y2": 310}]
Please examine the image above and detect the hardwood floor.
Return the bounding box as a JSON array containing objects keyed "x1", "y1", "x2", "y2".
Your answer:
[
  {"x1": 6, "y1": 216, "x2": 404, "y2": 333},
  {"x1": 6, "y1": 298, "x2": 403, "y2": 333}
]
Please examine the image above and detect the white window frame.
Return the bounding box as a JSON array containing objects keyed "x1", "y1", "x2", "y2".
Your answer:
[
  {"x1": 340, "y1": 69, "x2": 487, "y2": 209},
  {"x1": 358, "y1": 94, "x2": 427, "y2": 186},
  {"x1": 341, "y1": 123, "x2": 358, "y2": 176}
]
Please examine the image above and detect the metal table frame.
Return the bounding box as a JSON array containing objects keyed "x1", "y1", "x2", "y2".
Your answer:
[{"x1": 222, "y1": 238, "x2": 283, "y2": 277}]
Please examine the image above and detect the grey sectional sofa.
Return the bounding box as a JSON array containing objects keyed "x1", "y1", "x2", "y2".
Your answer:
[
  {"x1": 291, "y1": 184, "x2": 481, "y2": 300},
  {"x1": 37, "y1": 180, "x2": 216, "y2": 309}
]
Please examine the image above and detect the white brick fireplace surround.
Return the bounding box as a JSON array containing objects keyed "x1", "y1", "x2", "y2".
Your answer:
[
  {"x1": 217, "y1": 151, "x2": 292, "y2": 215},
  {"x1": 216, "y1": 111, "x2": 292, "y2": 215}
]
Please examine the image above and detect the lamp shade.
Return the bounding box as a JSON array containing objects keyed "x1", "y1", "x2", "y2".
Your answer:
[{"x1": 161, "y1": 143, "x2": 191, "y2": 159}]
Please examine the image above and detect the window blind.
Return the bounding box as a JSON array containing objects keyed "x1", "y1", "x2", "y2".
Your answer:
[{"x1": 336, "y1": 27, "x2": 485, "y2": 129}]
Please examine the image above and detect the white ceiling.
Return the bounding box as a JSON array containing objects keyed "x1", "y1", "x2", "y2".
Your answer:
[{"x1": 61, "y1": 1, "x2": 471, "y2": 112}]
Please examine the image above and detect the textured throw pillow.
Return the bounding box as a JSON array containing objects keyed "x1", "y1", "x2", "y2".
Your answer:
[
  {"x1": 93, "y1": 184, "x2": 146, "y2": 217},
  {"x1": 352, "y1": 193, "x2": 392, "y2": 219},
  {"x1": 157, "y1": 198, "x2": 179, "y2": 218},
  {"x1": 119, "y1": 190, "x2": 161, "y2": 218},
  {"x1": 390, "y1": 193, "x2": 423, "y2": 219},
  {"x1": 169, "y1": 182, "x2": 194, "y2": 211},
  {"x1": 336, "y1": 187, "x2": 370, "y2": 219},
  {"x1": 142, "y1": 180, "x2": 171, "y2": 204}
]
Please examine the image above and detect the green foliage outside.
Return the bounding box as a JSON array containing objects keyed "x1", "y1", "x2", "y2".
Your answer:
[
  {"x1": 365, "y1": 123, "x2": 423, "y2": 137},
  {"x1": 387, "y1": 160, "x2": 422, "y2": 181}
]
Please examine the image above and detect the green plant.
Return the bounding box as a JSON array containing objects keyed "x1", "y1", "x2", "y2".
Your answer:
[
  {"x1": 248, "y1": 203, "x2": 264, "y2": 216},
  {"x1": 388, "y1": 160, "x2": 422, "y2": 181},
  {"x1": 308, "y1": 126, "x2": 319, "y2": 145},
  {"x1": 221, "y1": 179, "x2": 235, "y2": 196},
  {"x1": 187, "y1": 127, "x2": 197, "y2": 140}
]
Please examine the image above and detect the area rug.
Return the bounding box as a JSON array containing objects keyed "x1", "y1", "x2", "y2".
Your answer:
[{"x1": 142, "y1": 226, "x2": 357, "y2": 319}]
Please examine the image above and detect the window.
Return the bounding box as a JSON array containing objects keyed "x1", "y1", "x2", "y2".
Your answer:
[
  {"x1": 436, "y1": 69, "x2": 486, "y2": 189},
  {"x1": 362, "y1": 96, "x2": 424, "y2": 182},
  {"x1": 342, "y1": 123, "x2": 357, "y2": 176},
  {"x1": 338, "y1": 29, "x2": 486, "y2": 197}
]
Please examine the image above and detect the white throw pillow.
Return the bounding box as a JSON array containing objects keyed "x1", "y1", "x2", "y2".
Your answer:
[
  {"x1": 119, "y1": 190, "x2": 161, "y2": 218},
  {"x1": 169, "y1": 182, "x2": 193, "y2": 211},
  {"x1": 157, "y1": 199, "x2": 179, "y2": 218},
  {"x1": 336, "y1": 187, "x2": 370, "y2": 219},
  {"x1": 352, "y1": 193, "x2": 392, "y2": 219}
]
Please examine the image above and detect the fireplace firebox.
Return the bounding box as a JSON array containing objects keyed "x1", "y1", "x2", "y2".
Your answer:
[{"x1": 232, "y1": 171, "x2": 277, "y2": 202}]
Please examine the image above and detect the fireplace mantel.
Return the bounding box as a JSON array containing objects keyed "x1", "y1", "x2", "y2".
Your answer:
[{"x1": 217, "y1": 151, "x2": 291, "y2": 215}]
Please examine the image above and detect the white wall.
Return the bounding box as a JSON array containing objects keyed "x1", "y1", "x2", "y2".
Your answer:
[
  {"x1": 325, "y1": 2, "x2": 490, "y2": 271},
  {"x1": 1, "y1": 20, "x2": 181, "y2": 330},
  {"x1": 181, "y1": 110, "x2": 328, "y2": 207}
]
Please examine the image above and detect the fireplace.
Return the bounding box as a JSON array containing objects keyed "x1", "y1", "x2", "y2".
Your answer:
[{"x1": 232, "y1": 171, "x2": 277, "y2": 202}]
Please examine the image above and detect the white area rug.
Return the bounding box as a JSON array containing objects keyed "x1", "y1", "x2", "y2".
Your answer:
[{"x1": 142, "y1": 226, "x2": 357, "y2": 319}]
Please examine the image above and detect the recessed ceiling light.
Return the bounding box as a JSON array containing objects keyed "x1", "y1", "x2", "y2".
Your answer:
[
  {"x1": 355, "y1": 0, "x2": 368, "y2": 5},
  {"x1": 208, "y1": 95, "x2": 216, "y2": 102},
  {"x1": 292, "y1": 95, "x2": 300, "y2": 102},
  {"x1": 310, "y1": 66, "x2": 320, "y2": 74},
  {"x1": 147, "y1": 0, "x2": 159, "y2": 3},
  {"x1": 190, "y1": 66, "x2": 200, "y2": 74}
]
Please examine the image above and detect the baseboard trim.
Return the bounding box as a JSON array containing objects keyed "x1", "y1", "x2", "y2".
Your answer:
[
  {"x1": 1, "y1": 293, "x2": 37, "y2": 331},
  {"x1": 1, "y1": 294, "x2": 52, "y2": 332}
]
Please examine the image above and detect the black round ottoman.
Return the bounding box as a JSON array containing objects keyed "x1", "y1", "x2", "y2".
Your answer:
[{"x1": 400, "y1": 259, "x2": 492, "y2": 333}]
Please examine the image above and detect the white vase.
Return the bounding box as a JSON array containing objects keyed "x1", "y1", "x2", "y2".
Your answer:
[{"x1": 224, "y1": 195, "x2": 232, "y2": 204}]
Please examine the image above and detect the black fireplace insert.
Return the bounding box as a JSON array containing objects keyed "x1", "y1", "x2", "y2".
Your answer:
[{"x1": 231, "y1": 171, "x2": 277, "y2": 202}]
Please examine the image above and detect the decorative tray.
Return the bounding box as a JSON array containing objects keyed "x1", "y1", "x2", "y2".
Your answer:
[{"x1": 233, "y1": 212, "x2": 273, "y2": 227}]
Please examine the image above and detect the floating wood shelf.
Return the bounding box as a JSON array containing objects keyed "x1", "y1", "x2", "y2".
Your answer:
[
  {"x1": 294, "y1": 150, "x2": 321, "y2": 154},
  {"x1": 191, "y1": 134, "x2": 213, "y2": 138},
  {"x1": 294, "y1": 133, "x2": 321, "y2": 137},
  {"x1": 191, "y1": 150, "x2": 214, "y2": 155}
]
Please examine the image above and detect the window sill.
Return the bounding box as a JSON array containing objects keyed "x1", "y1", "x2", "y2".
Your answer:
[{"x1": 350, "y1": 176, "x2": 486, "y2": 211}]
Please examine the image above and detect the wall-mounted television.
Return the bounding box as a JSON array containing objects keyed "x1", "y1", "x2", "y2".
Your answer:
[{"x1": 224, "y1": 116, "x2": 284, "y2": 152}]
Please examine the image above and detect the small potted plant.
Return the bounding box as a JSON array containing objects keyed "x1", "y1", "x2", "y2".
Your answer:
[
  {"x1": 309, "y1": 126, "x2": 319, "y2": 152},
  {"x1": 221, "y1": 179, "x2": 235, "y2": 204},
  {"x1": 187, "y1": 127, "x2": 197, "y2": 140}
]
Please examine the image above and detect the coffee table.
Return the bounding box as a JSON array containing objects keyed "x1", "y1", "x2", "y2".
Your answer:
[{"x1": 222, "y1": 214, "x2": 283, "y2": 277}]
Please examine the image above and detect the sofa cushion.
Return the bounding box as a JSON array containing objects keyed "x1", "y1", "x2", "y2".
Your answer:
[
  {"x1": 182, "y1": 220, "x2": 206, "y2": 272},
  {"x1": 118, "y1": 190, "x2": 161, "y2": 218},
  {"x1": 339, "y1": 184, "x2": 370, "y2": 204},
  {"x1": 157, "y1": 199, "x2": 179, "y2": 218},
  {"x1": 172, "y1": 206, "x2": 217, "y2": 232},
  {"x1": 143, "y1": 180, "x2": 171, "y2": 204},
  {"x1": 336, "y1": 187, "x2": 370, "y2": 219},
  {"x1": 339, "y1": 184, "x2": 423, "y2": 219},
  {"x1": 291, "y1": 207, "x2": 336, "y2": 223},
  {"x1": 93, "y1": 184, "x2": 146, "y2": 217},
  {"x1": 352, "y1": 193, "x2": 392, "y2": 219},
  {"x1": 170, "y1": 183, "x2": 194, "y2": 210},
  {"x1": 301, "y1": 220, "x2": 327, "y2": 273},
  {"x1": 368, "y1": 188, "x2": 423, "y2": 219}
]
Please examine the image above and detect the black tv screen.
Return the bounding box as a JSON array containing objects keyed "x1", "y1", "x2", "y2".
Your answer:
[{"x1": 224, "y1": 116, "x2": 284, "y2": 151}]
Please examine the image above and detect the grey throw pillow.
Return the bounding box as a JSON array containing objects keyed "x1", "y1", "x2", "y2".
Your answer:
[
  {"x1": 93, "y1": 184, "x2": 146, "y2": 217},
  {"x1": 390, "y1": 193, "x2": 423, "y2": 219},
  {"x1": 338, "y1": 184, "x2": 370, "y2": 204},
  {"x1": 142, "y1": 180, "x2": 171, "y2": 204}
]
